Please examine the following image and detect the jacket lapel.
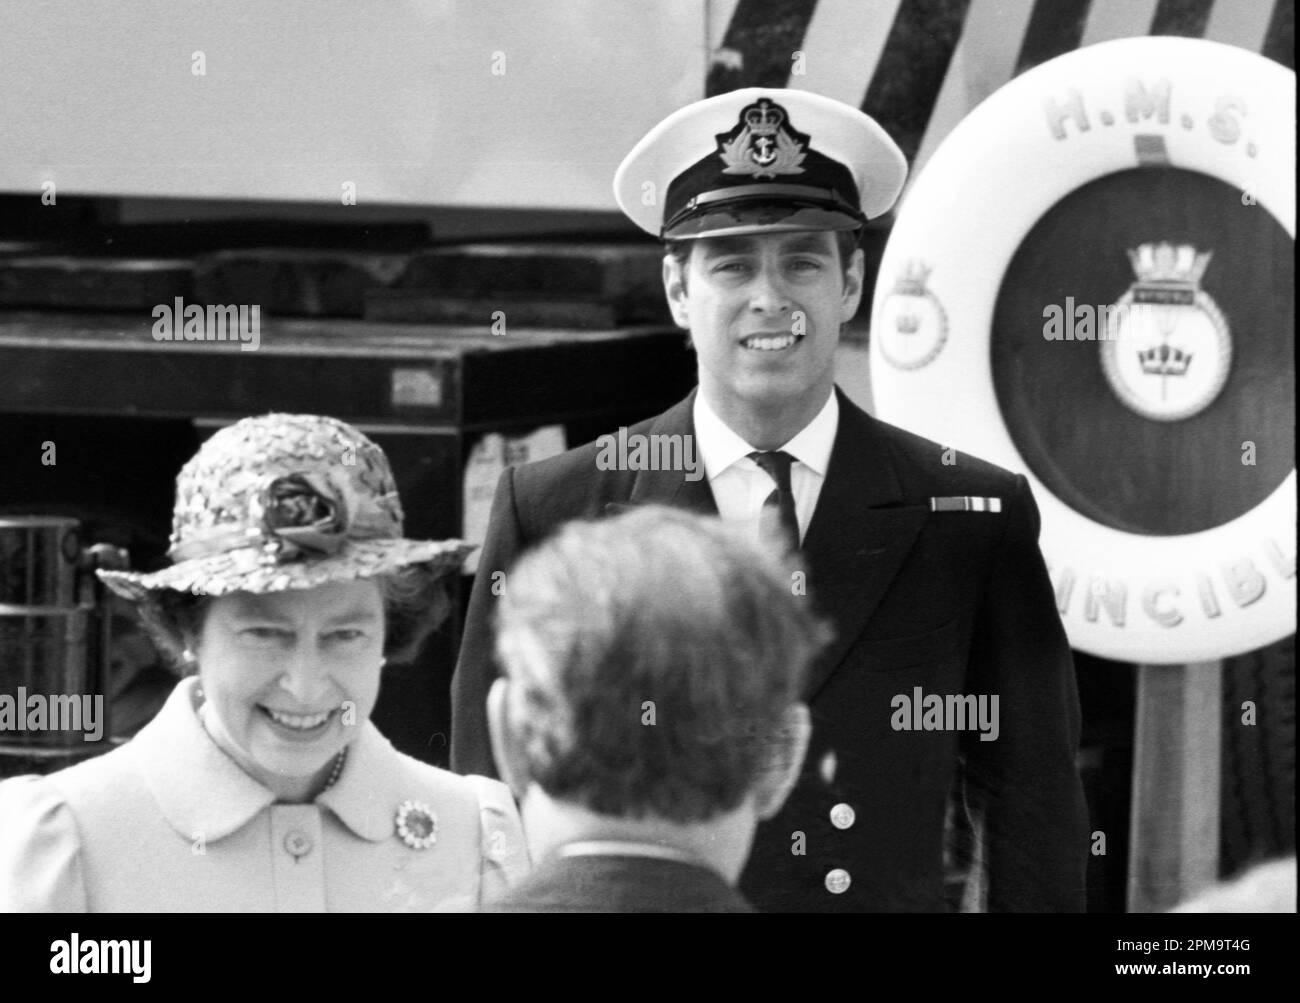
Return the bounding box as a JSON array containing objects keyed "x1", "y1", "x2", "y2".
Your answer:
[
  {"x1": 602, "y1": 388, "x2": 928, "y2": 701},
  {"x1": 801, "y1": 390, "x2": 929, "y2": 700},
  {"x1": 607, "y1": 390, "x2": 718, "y2": 516}
]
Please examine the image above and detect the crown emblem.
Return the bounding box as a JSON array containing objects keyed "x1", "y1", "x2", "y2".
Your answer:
[
  {"x1": 1137, "y1": 342, "x2": 1193, "y2": 377},
  {"x1": 744, "y1": 100, "x2": 785, "y2": 136},
  {"x1": 894, "y1": 313, "x2": 921, "y2": 335},
  {"x1": 718, "y1": 99, "x2": 807, "y2": 179},
  {"x1": 893, "y1": 260, "x2": 933, "y2": 296},
  {"x1": 1127, "y1": 242, "x2": 1213, "y2": 285}
]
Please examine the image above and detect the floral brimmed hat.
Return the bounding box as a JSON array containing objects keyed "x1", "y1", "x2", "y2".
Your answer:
[{"x1": 98, "y1": 413, "x2": 475, "y2": 601}]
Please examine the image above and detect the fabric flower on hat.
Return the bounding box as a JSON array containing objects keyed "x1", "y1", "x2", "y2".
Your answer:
[{"x1": 254, "y1": 474, "x2": 349, "y2": 562}]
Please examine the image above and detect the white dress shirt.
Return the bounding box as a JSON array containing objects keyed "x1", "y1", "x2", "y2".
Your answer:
[{"x1": 693, "y1": 390, "x2": 839, "y2": 546}]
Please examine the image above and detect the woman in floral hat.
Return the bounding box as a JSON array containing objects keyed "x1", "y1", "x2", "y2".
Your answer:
[{"x1": 0, "y1": 413, "x2": 528, "y2": 911}]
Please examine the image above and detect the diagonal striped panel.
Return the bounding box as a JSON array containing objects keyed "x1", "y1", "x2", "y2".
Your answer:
[
  {"x1": 1150, "y1": 0, "x2": 1216, "y2": 37},
  {"x1": 787, "y1": 0, "x2": 903, "y2": 107},
  {"x1": 1014, "y1": 0, "x2": 1091, "y2": 74},
  {"x1": 861, "y1": 0, "x2": 973, "y2": 164},
  {"x1": 1079, "y1": 0, "x2": 1159, "y2": 47},
  {"x1": 1204, "y1": 0, "x2": 1275, "y2": 51},
  {"x1": 1262, "y1": 0, "x2": 1294, "y2": 69},
  {"x1": 703, "y1": 0, "x2": 1288, "y2": 198},
  {"x1": 709, "y1": 0, "x2": 743, "y2": 50},
  {"x1": 908, "y1": 0, "x2": 1036, "y2": 195},
  {"x1": 706, "y1": 0, "x2": 820, "y2": 95}
]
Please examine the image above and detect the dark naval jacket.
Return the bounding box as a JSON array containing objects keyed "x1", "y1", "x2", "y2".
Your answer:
[{"x1": 451, "y1": 388, "x2": 1088, "y2": 912}]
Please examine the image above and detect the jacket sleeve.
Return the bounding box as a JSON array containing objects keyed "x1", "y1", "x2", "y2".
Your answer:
[
  {"x1": 0, "y1": 775, "x2": 89, "y2": 912},
  {"x1": 963, "y1": 474, "x2": 1089, "y2": 912},
  {"x1": 450, "y1": 467, "x2": 524, "y2": 778}
]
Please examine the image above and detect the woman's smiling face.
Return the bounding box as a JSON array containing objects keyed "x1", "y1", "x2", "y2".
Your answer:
[{"x1": 193, "y1": 579, "x2": 386, "y2": 794}]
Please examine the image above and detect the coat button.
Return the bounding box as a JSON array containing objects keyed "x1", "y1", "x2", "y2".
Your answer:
[
  {"x1": 825, "y1": 868, "x2": 851, "y2": 894},
  {"x1": 818, "y1": 750, "x2": 838, "y2": 785},
  {"x1": 284, "y1": 831, "x2": 313, "y2": 858},
  {"x1": 829, "y1": 803, "x2": 856, "y2": 830}
]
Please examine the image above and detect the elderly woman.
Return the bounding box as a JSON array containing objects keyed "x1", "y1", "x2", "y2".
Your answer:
[{"x1": 0, "y1": 413, "x2": 528, "y2": 911}]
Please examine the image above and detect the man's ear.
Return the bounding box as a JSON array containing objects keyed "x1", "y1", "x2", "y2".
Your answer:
[
  {"x1": 753, "y1": 703, "x2": 812, "y2": 821},
  {"x1": 487, "y1": 677, "x2": 529, "y2": 801},
  {"x1": 663, "y1": 253, "x2": 691, "y2": 329},
  {"x1": 839, "y1": 246, "x2": 865, "y2": 323}
]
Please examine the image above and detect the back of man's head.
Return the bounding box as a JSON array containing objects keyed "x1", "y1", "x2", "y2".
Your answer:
[{"x1": 490, "y1": 505, "x2": 830, "y2": 825}]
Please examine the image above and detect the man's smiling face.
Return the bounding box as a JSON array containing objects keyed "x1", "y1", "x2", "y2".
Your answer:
[{"x1": 664, "y1": 230, "x2": 864, "y2": 414}]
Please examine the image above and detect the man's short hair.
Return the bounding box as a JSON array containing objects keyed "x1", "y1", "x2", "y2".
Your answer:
[{"x1": 494, "y1": 506, "x2": 832, "y2": 824}]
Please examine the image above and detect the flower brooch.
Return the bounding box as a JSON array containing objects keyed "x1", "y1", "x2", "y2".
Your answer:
[{"x1": 395, "y1": 800, "x2": 438, "y2": 850}]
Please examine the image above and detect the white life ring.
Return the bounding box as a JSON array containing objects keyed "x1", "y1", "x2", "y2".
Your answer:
[{"x1": 871, "y1": 36, "x2": 1295, "y2": 663}]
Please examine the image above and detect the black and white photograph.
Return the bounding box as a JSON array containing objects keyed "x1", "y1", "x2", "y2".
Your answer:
[{"x1": 0, "y1": 0, "x2": 1294, "y2": 983}]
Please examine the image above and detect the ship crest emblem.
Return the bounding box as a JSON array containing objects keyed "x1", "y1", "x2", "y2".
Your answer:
[
  {"x1": 1101, "y1": 242, "x2": 1231, "y2": 422},
  {"x1": 877, "y1": 260, "x2": 949, "y2": 371}
]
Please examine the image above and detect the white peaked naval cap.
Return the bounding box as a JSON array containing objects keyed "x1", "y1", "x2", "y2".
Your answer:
[{"x1": 615, "y1": 87, "x2": 907, "y2": 240}]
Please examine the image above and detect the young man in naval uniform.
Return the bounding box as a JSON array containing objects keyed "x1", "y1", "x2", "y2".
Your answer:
[{"x1": 451, "y1": 88, "x2": 1088, "y2": 912}]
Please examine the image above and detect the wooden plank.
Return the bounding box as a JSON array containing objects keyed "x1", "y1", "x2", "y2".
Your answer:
[{"x1": 1127, "y1": 661, "x2": 1222, "y2": 912}]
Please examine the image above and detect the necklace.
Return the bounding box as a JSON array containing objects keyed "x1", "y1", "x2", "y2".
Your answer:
[{"x1": 323, "y1": 746, "x2": 348, "y2": 790}]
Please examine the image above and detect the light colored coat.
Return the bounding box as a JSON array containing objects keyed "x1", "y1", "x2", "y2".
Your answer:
[{"x1": 0, "y1": 678, "x2": 528, "y2": 912}]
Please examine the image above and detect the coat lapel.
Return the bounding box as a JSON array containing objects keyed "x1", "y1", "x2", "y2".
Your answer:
[
  {"x1": 602, "y1": 388, "x2": 928, "y2": 701},
  {"x1": 607, "y1": 390, "x2": 719, "y2": 516},
  {"x1": 800, "y1": 391, "x2": 929, "y2": 700}
]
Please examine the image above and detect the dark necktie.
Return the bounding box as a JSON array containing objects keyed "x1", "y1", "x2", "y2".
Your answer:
[{"x1": 749, "y1": 450, "x2": 800, "y2": 551}]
